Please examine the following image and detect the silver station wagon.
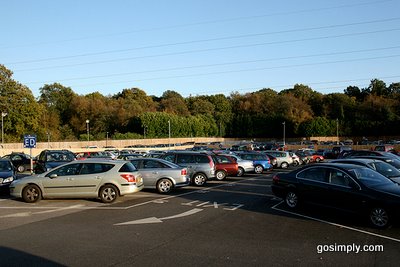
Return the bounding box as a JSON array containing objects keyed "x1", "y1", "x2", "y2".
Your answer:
[{"x1": 9, "y1": 159, "x2": 144, "y2": 203}]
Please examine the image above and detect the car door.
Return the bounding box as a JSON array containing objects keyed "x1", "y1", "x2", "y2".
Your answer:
[
  {"x1": 325, "y1": 168, "x2": 365, "y2": 212},
  {"x1": 296, "y1": 167, "x2": 331, "y2": 205},
  {"x1": 74, "y1": 163, "x2": 113, "y2": 196},
  {"x1": 42, "y1": 163, "x2": 81, "y2": 197},
  {"x1": 138, "y1": 159, "x2": 168, "y2": 187}
]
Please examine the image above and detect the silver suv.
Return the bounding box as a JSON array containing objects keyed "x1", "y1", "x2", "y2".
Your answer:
[{"x1": 160, "y1": 151, "x2": 216, "y2": 186}]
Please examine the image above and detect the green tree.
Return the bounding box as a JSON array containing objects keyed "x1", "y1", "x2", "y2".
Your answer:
[{"x1": 0, "y1": 65, "x2": 44, "y2": 142}]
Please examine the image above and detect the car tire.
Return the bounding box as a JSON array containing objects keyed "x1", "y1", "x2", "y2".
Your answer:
[
  {"x1": 157, "y1": 178, "x2": 173, "y2": 194},
  {"x1": 215, "y1": 170, "x2": 227, "y2": 181},
  {"x1": 17, "y1": 165, "x2": 25, "y2": 173},
  {"x1": 99, "y1": 184, "x2": 119, "y2": 203},
  {"x1": 22, "y1": 184, "x2": 42, "y2": 203},
  {"x1": 315, "y1": 158, "x2": 321, "y2": 163},
  {"x1": 369, "y1": 206, "x2": 390, "y2": 229},
  {"x1": 292, "y1": 161, "x2": 299, "y2": 167},
  {"x1": 254, "y1": 165, "x2": 264, "y2": 174},
  {"x1": 281, "y1": 162, "x2": 289, "y2": 169},
  {"x1": 285, "y1": 191, "x2": 299, "y2": 209},
  {"x1": 237, "y1": 167, "x2": 245, "y2": 177},
  {"x1": 192, "y1": 173, "x2": 207, "y2": 186}
]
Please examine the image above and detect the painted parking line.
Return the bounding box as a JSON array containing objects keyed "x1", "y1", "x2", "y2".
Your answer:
[{"x1": 271, "y1": 201, "x2": 400, "y2": 243}]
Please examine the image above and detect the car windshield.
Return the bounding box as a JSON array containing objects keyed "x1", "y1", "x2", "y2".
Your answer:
[
  {"x1": 0, "y1": 161, "x2": 12, "y2": 171},
  {"x1": 373, "y1": 162, "x2": 400, "y2": 178},
  {"x1": 349, "y1": 167, "x2": 394, "y2": 187}
]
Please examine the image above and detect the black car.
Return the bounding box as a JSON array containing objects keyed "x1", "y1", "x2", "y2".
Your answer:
[
  {"x1": 34, "y1": 150, "x2": 76, "y2": 174},
  {"x1": 0, "y1": 159, "x2": 16, "y2": 188},
  {"x1": 271, "y1": 163, "x2": 400, "y2": 228},
  {"x1": 346, "y1": 155, "x2": 400, "y2": 170},
  {"x1": 2, "y1": 152, "x2": 34, "y2": 173},
  {"x1": 331, "y1": 158, "x2": 400, "y2": 184}
]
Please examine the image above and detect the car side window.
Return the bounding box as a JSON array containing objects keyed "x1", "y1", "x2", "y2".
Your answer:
[
  {"x1": 79, "y1": 163, "x2": 113, "y2": 174},
  {"x1": 48, "y1": 163, "x2": 81, "y2": 177},
  {"x1": 298, "y1": 168, "x2": 328, "y2": 183},
  {"x1": 328, "y1": 170, "x2": 351, "y2": 187},
  {"x1": 143, "y1": 160, "x2": 164, "y2": 168},
  {"x1": 163, "y1": 154, "x2": 176, "y2": 163},
  {"x1": 177, "y1": 154, "x2": 193, "y2": 164},
  {"x1": 194, "y1": 155, "x2": 209, "y2": 163},
  {"x1": 130, "y1": 160, "x2": 140, "y2": 169}
]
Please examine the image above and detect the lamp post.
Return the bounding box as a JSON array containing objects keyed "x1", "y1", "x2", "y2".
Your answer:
[
  {"x1": 46, "y1": 132, "x2": 51, "y2": 148},
  {"x1": 1, "y1": 112, "x2": 7, "y2": 145},
  {"x1": 168, "y1": 120, "x2": 171, "y2": 149},
  {"x1": 336, "y1": 118, "x2": 339, "y2": 145},
  {"x1": 282, "y1": 121, "x2": 286, "y2": 147},
  {"x1": 86, "y1": 119, "x2": 90, "y2": 147},
  {"x1": 106, "y1": 132, "x2": 109, "y2": 147}
]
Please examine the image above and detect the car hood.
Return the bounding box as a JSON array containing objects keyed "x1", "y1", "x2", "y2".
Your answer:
[{"x1": 0, "y1": 171, "x2": 14, "y2": 178}]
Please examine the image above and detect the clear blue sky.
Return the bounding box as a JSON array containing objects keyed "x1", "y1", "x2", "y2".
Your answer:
[{"x1": 1, "y1": 0, "x2": 400, "y2": 97}]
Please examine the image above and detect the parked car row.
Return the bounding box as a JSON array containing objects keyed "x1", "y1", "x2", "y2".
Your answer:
[{"x1": 272, "y1": 150, "x2": 400, "y2": 229}]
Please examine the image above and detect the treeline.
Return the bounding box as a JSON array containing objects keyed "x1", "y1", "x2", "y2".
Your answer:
[{"x1": 1, "y1": 64, "x2": 400, "y2": 143}]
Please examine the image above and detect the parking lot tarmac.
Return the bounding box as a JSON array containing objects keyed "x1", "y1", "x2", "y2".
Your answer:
[{"x1": 0, "y1": 168, "x2": 400, "y2": 266}]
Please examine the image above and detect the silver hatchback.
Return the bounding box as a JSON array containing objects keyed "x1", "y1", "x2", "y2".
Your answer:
[
  {"x1": 128, "y1": 158, "x2": 190, "y2": 193},
  {"x1": 10, "y1": 159, "x2": 144, "y2": 203}
]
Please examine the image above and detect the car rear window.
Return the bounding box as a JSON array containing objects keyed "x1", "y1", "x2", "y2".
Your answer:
[{"x1": 119, "y1": 162, "x2": 137, "y2": 172}]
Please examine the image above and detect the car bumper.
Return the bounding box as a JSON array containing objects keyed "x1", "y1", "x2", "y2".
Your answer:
[
  {"x1": 175, "y1": 176, "x2": 191, "y2": 188},
  {"x1": 120, "y1": 183, "x2": 144, "y2": 195}
]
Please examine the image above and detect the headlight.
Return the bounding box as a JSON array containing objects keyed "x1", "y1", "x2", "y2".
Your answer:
[{"x1": 3, "y1": 177, "x2": 14, "y2": 183}]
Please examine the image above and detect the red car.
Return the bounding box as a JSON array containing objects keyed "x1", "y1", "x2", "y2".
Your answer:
[{"x1": 213, "y1": 154, "x2": 239, "y2": 180}]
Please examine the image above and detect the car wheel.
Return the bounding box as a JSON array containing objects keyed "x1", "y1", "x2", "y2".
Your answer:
[
  {"x1": 99, "y1": 184, "x2": 119, "y2": 203},
  {"x1": 254, "y1": 165, "x2": 264, "y2": 174},
  {"x1": 192, "y1": 173, "x2": 207, "y2": 186},
  {"x1": 237, "y1": 167, "x2": 245, "y2": 177},
  {"x1": 157, "y1": 178, "x2": 173, "y2": 194},
  {"x1": 22, "y1": 184, "x2": 42, "y2": 203},
  {"x1": 281, "y1": 162, "x2": 289, "y2": 169},
  {"x1": 215, "y1": 170, "x2": 227, "y2": 181},
  {"x1": 369, "y1": 207, "x2": 390, "y2": 228},
  {"x1": 315, "y1": 157, "x2": 321, "y2": 163},
  {"x1": 17, "y1": 165, "x2": 25, "y2": 173},
  {"x1": 292, "y1": 161, "x2": 299, "y2": 167},
  {"x1": 285, "y1": 191, "x2": 299, "y2": 209}
]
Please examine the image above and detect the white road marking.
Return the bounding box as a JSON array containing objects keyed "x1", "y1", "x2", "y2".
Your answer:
[
  {"x1": 271, "y1": 201, "x2": 400, "y2": 243},
  {"x1": 35, "y1": 204, "x2": 85, "y2": 214},
  {"x1": 114, "y1": 208, "x2": 203, "y2": 225}
]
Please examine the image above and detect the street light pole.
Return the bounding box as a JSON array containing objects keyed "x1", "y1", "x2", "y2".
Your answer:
[
  {"x1": 168, "y1": 120, "x2": 171, "y2": 150},
  {"x1": 282, "y1": 121, "x2": 286, "y2": 147},
  {"x1": 336, "y1": 118, "x2": 339, "y2": 145},
  {"x1": 106, "y1": 132, "x2": 109, "y2": 147},
  {"x1": 1, "y1": 112, "x2": 7, "y2": 145},
  {"x1": 86, "y1": 119, "x2": 90, "y2": 147}
]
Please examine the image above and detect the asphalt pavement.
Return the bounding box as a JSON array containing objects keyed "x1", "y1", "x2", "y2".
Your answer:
[{"x1": 0, "y1": 167, "x2": 400, "y2": 266}]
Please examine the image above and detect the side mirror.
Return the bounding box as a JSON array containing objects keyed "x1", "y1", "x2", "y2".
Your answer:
[{"x1": 49, "y1": 174, "x2": 58, "y2": 179}]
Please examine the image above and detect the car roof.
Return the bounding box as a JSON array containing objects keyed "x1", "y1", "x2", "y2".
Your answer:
[
  {"x1": 332, "y1": 158, "x2": 377, "y2": 164},
  {"x1": 303, "y1": 162, "x2": 366, "y2": 170}
]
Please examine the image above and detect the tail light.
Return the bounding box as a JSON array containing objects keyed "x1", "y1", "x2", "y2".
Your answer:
[
  {"x1": 181, "y1": 169, "x2": 187, "y2": 176},
  {"x1": 272, "y1": 175, "x2": 280, "y2": 183},
  {"x1": 208, "y1": 156, "x2": 215, "y2": 169},
  {"x1": 120, "y1": 174, "x2": 136, "y2": 183}
]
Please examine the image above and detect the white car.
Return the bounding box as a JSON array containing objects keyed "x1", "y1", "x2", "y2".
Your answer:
[{"x1": 10, "y1": 159, "x2": 143, "y2": 203}]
